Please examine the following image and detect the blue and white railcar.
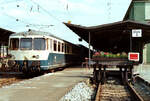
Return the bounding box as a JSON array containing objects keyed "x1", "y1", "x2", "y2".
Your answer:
[{"x1": 8, "y1": 30, "x2": 84, "y2": 73}]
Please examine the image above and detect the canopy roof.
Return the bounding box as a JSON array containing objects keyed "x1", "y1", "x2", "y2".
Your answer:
[
  {"x1": 0, "y1": 28, "x2": 14, "y2": 44},
  {"x1": 65, "y1": 20, "x2": 150, "y2": 53}
]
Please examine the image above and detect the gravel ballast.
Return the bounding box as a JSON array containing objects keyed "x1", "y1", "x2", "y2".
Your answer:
[{"x1": 60, "y1": 82, "x2": 94, "y2": 101}]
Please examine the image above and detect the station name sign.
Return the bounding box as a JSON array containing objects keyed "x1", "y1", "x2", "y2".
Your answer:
[
  {"x1": 132, "y1": 29, "x2": 142, "y2": 37},
  {"x1": 128, "y1": 52, "x2": 139, "y2": 61}
]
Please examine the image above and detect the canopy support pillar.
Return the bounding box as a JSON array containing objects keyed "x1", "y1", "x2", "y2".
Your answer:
[{"x1": 89, "y1": 32, "x2": 91, "y2": 67}]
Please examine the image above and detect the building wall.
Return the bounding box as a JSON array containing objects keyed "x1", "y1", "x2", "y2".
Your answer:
[
  {"x1": 143, "y1": 44, "x2": 147, "y2": 64},
  {"x1": 146, "y1": 44, "x2": 150, "y2": 63},
  {"x1": 133, "y1": 2, "x2": 145, "y2": 22},
  {"x1": 129, "y1": 2, "x2": 146, "y2": 23},
  {"x1": 127, "y1": 1, "x2": 150, "y2": 63}
]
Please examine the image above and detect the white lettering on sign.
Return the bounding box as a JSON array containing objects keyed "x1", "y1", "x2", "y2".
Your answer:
[{"x1": 132, "y1": 29, "x2": 142, "y2": 37}]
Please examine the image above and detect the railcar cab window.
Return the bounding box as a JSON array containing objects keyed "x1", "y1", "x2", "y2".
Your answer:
[
  {"x1": 9, "y1": 38, "x2": 19, "y2": 50},
  {"x1": 34, "y1": 38, "x2": 46, "y2": 50},
  {"x1": 20, "y1": 38, "x2": 32, "y2": 50}
]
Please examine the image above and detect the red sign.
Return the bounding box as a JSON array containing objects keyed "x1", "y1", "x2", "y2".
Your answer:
[{"x1": 128, "y1": 52, "x2": 139, "y2": 61}]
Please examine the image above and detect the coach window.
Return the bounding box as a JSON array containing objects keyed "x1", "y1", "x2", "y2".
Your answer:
[
  {"x1": 58, "y1": 42, "x2": 61, "y2": 52},
  {"x1": 9, "y1": 38, "x2": 19, "y2": 50},
  {"x1": 20, "y1": 38, "x2": 32, "y2": 50},
  {"x1": 62, "y1": 43, "x2": 64, "y2": 52},
  {"x1": 54, "y1": 40, "x2": 57, "y2": 51},
  {"x1": 34, "y1": 38, "x2": 46, "y2": 50},
  {"x1": 65, "y1": 44, "x2": 67, "y2": 53},
  {"x1": 67, "y1": 45, "x2": 70, "y2": 53},
  {"x1": 69, "y1": 46, "x2": 72, "y2": 54},
  {"x1": 46, "y1": 39, "x2": 48, "y2": 50},
  {"x1": 50, "y1": 39, "x2": 52, "y2": 51}
]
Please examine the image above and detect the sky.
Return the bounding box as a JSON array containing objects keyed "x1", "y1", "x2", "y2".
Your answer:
[{"x1": 0, "y1": 0, "x2": 131, "y2": 47}]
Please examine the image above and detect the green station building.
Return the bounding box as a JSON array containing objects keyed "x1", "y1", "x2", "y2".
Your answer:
[{"x1": 124, "y1": 0, "x2": 150, "y2": 64}]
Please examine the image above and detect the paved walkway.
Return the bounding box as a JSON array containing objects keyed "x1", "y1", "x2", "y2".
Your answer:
[
  {"x1": 0, "y1": 67, "x2": 93, "y2": 101},
  {"x1": 134, "y1": 64, "x2": 150, "y2": 84}
]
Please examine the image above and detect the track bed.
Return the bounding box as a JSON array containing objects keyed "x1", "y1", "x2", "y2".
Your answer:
[
  {"x1": 95, "y1": 76, "x2": 146, "y2": 101},
  {"x1": 96, "y1": 77, "x2": 131, "y2": 101}
]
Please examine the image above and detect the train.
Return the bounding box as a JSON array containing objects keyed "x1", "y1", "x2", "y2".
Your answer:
[{"x1": 7, "y1": 29, "x2": 89, "y2": 73}]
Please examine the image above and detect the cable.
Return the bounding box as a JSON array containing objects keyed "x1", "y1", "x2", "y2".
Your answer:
[
  {"x1": 0, "y1": 11, "x2": 40, "y2": 30},
  {"x1": 29, "y1": 0, "x2": 62, "y2": 23},
  {"x1": 57, "y1": 0, "x2": 73, "y2": 22},
  {"x1": 0, "y1": 0, "x2": 63, "y2": 31},
  {"x1": 107, "y1": 0, "x2": 112, "y2": 22},
  {"x1": 0, "y1": 0, "x2": 21, "y2": 6}
]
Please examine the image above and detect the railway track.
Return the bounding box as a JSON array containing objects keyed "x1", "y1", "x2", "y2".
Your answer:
[
  {"x1": 0, "y1": 66, "x2": 66, "y2": 88},
  {"x1": 95, "y1": 77, "x2": 145, "y2": 101},
  {"x1": 0, "y1": 72, "x2": 25, "y2": 88}
]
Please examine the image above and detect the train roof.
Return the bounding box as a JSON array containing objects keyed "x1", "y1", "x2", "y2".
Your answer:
[
  {"x1": 10, "y1": 29, "x2": 80, "y2": 47},
  {"x1": 11, "y1": 29, "x2": 60, "y2": 38}
]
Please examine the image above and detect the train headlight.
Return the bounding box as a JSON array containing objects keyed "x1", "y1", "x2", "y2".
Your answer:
[
  {"x1": 8, "y1": 60, "x2": 16, "y2": 67},
  {"x1": 8, "y1": 54, "x2": 15, "y2": 59},
  {"x1": 32, "y1": 55, "x2": 39, "y2": 59}
]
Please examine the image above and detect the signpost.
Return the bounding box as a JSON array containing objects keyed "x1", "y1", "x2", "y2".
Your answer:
[{"x1": 128, "y1": 29, "x2": 142, "y2": 61}]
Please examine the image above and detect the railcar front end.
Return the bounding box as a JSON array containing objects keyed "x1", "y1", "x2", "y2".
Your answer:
[{"x1": 8, "y1": 34, "x2": 50, "y2": 73}]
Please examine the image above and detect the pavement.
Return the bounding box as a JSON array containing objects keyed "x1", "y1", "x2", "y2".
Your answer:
[
  {"x1": 134, "y1": 64, "x2": 150, "y2": 84},
  {"x1": 0, "y1": 67, "x2": 93, "y2": 101}
]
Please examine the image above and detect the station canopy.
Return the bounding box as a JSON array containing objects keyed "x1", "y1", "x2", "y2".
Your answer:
[
  {"x1": 65, "y1": 20, "x2": 150, "y2": 53},
  {"x1": 0, "y1": 28, "x2": 13, "y2": 44}
]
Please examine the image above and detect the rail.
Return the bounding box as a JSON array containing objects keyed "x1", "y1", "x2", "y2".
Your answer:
[
  {"x1": 95, "y1": 77, "x2": 144, "y2": 101},
  {"x1": 95, "y1": 83, "x2": 102, "y2": 101},
  {"x1": 126, "y1": 82, "x2": 144, "y2": 101}
]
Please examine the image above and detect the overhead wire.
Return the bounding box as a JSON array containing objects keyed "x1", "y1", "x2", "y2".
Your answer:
[
  {"x1": 0, "y1": 0, "x2": 70, "y2": 31},
  {"x1": 0, "y1": 0, "x2": 21, "y2": 5},
  {"x1": 0, "y1": 0, "x2": 54, "y2": 30},
  {"x1": 0, "y1": 10, "x2": 40, "y2": 30},
  {"x1": 107, "y1": 0, "x2": 112, "y2": 22},
  {"x1": 57, "y1": 0, "x2": 73, "y2": 22},
  {"x1": 29, "y1": 0, "x2": 62, "y2": 23}
]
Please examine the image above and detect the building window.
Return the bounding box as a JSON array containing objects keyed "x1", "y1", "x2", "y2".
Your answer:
[
  {"x1": 54, "y1": 40, "x2": 57, "y2": 51},
  {"x1": 145, "y1": 3, "x2": 150, "y2": 20}
]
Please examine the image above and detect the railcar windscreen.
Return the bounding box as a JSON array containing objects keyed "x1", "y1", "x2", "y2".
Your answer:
[
  {"x1": 9, "y1": 38, "x2": 19, "y2": 50},
  {"x1": 34, "y1": 38, "x2": 45, "y2": 50},
  {"x1": 20, "y1": 38, "x2": 32, "y2": 50}
]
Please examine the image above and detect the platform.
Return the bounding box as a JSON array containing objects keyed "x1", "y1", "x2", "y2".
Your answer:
[
  {"x1": 134, "y1": 64, "x2": 150, "y2": 85},
  {"x1": 0, "y1": 67, "x2": 93, "y2": 101}
]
